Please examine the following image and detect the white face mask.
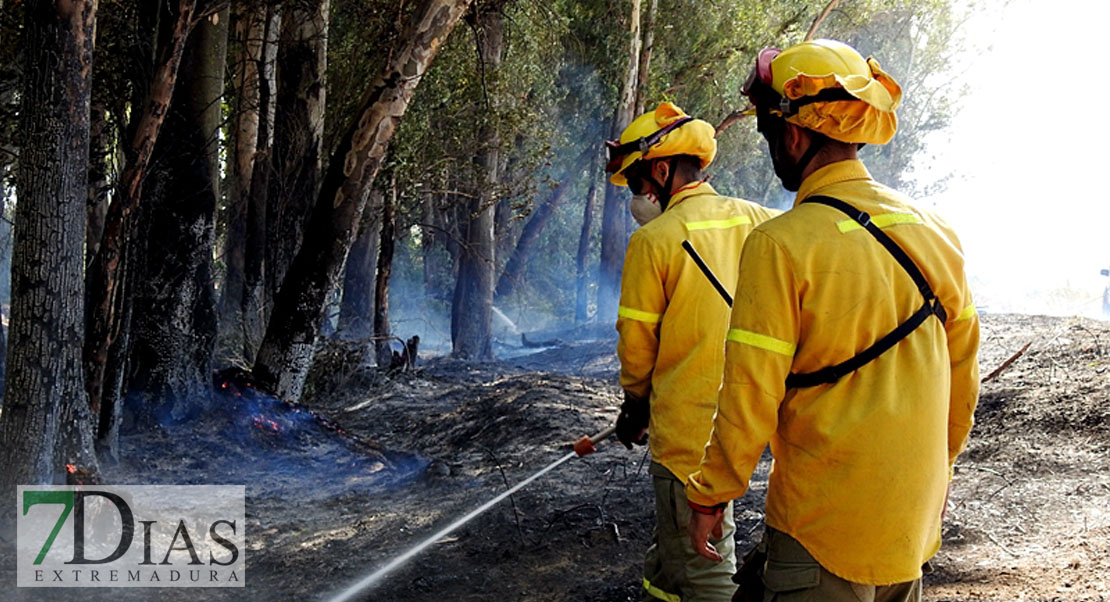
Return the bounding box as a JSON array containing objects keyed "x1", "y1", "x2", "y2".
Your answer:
[{"x1": 630, "y1": 193, "x2": 662, "y2": 226}]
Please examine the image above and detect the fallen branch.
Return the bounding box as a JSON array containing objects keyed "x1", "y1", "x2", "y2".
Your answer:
[
  {"x1": 804, "y1": 0, "x2": 840, "y2": 41},
  {"x1": 981, "y1": 341, "x2": 1033, "y2": 383}
]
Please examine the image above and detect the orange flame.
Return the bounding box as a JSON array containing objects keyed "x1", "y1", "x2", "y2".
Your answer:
[{"x1": 65, "y1": 463, "x2": 76, "y2": 474}]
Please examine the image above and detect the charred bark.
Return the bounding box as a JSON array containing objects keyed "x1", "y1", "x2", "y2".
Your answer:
[
  {"x1": 338, "y1": 189, "x2": 380, "y2": 341},
  {"x1": 126, "y1": 4, "x2": 222, "y2": 425},
  {"x1": 597, "y1": 0, "x2": 641, "y2": 324},
  {"x1": 86, "y1": 102, "x2": 110, "y2": 266},
  {"x1": 84, "y1": 0, "x2": 196, "y2": 435},
  {"x1": 252, "y1": 0, "x2": 472, "y2": 400},
  {"x1": 267, "y1": 0, "x2": 329, "y2": 307},
  {"x1": 451, "y1": 3, "x2": 502, "y2": 360},
  {"x1": 496, "y1": 144, "x2": 593, "y2": 299},
  {"x1": 242, "y1": 5, "x2": 280, "y2": 358},
  {"x1": 575, "y1": 173, "x2": 600, "y2": 324},
  {"x1": 374, "y1": 184, "x2": 396, "y2": 367},
  {"x1": 218, "y1": 4, "x2": 266, "y2": 355},
  {"x1": 0, "y1": 0, "x2": 99, "y2": 496}
]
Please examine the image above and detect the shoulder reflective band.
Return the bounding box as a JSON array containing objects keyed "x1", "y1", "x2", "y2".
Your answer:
[
  {"x1": 685, "y1": 215, "x2": 752, "y2": 231},
  {"x1": 786, "y1": 195, "x2": 948, "y2": 389},
  {"x1": 681, "y1": 240, "x2": 733, "y2": 307}
]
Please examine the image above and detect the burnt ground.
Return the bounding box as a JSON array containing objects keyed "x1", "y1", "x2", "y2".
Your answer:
[{"x1": 2, "y1": 313, "x2": 1109, "y2": 601}]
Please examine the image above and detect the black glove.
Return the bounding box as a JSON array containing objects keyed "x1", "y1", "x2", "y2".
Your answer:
[{"x1": 615, "y1": 391, "x2": 650, "y2": 450}]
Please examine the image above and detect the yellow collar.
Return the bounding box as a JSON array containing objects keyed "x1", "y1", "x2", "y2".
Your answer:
[
  {"x1": 666, "y1": 181, "x2": 717, "y2": 211},
  {"x1": 794, "y1": 160, "x2": 872, "y2": 207}
]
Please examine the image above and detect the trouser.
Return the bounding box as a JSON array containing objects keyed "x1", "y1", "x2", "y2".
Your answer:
[
  {"x1": 643, "y1": 462, "x2": 738, "y2": 602},
  {"x1": 736, "y1": 525, "x2": 922, "y2": 602}
]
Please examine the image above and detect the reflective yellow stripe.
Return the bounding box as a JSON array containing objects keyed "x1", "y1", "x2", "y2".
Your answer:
[
  {"x1": 726, "y1": 328, "x2": 796, "y2": 356},
  {"x1": 643, "y1": 577, "x2": 682, "y2": 602},
  {"x1": 684, "y1": 215, "x2": 752, "y2": 231},
  {"x1": 837, "y1": 212, "x2": 922, "y2": 233},
  {"x1": 618, "y1": 306, "x2": 662, "y2": 323},
  {"x1": 955, "y1": 303, "x2": 976, "y2": 321}
]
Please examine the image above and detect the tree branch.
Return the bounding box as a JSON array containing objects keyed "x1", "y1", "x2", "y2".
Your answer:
[{"x1": 805, "y1": 0, "x2": 841, "y2": 41}]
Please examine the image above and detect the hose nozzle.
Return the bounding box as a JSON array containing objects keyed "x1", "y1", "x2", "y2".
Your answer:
[{"x1": 574, "y1": 425, "x2": 617, "y2": 457}]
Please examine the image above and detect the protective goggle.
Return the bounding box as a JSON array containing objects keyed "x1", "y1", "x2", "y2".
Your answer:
[
  {"x1": 604, "y1": 116, "x2": 694, "y2": 174},
  {"x1": 741, "y1": 47, "x2": 781, "y2": 99}
]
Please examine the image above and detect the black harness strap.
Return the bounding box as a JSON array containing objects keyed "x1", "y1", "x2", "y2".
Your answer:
[{"x1": 785, "y1": 195, "x2": 947, "y2": 389}]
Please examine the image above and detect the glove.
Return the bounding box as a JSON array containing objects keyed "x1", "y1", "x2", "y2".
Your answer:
[{"x1": 615, "y1": 390, "x2": 650, "y2": 450}]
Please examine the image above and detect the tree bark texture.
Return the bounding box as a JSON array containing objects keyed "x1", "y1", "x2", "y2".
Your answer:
[
  {"x1": 86, "y1": 102, "x2": 110, "y2": 267},
  {"x1": 218, "y1": 3, "x2": 265, "y2": 354},
  {"x1": 252, "y1": 0, "x2": 472, "y2": 400},
  {"x1": 84, "y1": 0, "x2": 196, "y2": 432},
  {"x1": 635, "y1": 0, "x2": 657, "y2": 115},
  {"x1": 338, "y1": 189, "x2": 380, "y2": 341},
  {"x1": 597, "y1": 0, "x2": 641, "y2": 325},
  {"x1": 242, "y1": 5, "x2": 281, "y2": 358},
  {"x1": 451, "y1": 3, "x2": 502, "y2": 360},
  {"x1": 266, "y1": 0, "x2": 329, "y2": 309},
  {"x1": 373, "y1": 185, "x2": 396, "y2": 367},
  {"x1": 1, "y1": 0, "x2": 99, "y2": 496},
  {"x1": 126, "y1": 5, "x2": 221, "y2": 425},
  {"x1": 496, "y1": 144, "x2": 592, "y2": 299},
  {"x1": 575, "y1": 172, "x2": 599, "y2": 324}
]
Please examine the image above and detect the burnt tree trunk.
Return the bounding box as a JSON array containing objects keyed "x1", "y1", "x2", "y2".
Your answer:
[
  {"x1": 0, "y1": 0, "x2": 99, "y2": 497},
  {"x1": 374, "y1": 184, "x2": 396, "y2": 367},
  {"x1": 575, "y1": 172, "x2": 600, "y2": 324},
  {"x1": 252, "y1": 0, "x2": 472, "y2": 400},
  {"x1": 242, "y1": 5, "x2": 281, "y2": 358},
  {"x1": 496, "y1": 145, "x2": 592, "y2": 299},
  {"x1": 126, "y1": 4, "x2": 223, "y2": 425},
  {"x1": 218, "y1": 3, "x2": 266, "y2": 355},
  {"x1": 597, "y1": 0, "x2": 641, "y2": 324},
  {"x1": 84, "y1": 0, "x2": 196, "y2": 438},
  {"x1": 86, "y1": 102, "x2": 110, "y2": 266},
  {"x1": 267, "y1": 0, "x2": 329, "y2": 307},
  {"x1": 338, "y1": 189, "x2": 380, "y2": 341},
  {"x1": 451, "y1": 3, "x2": 502, "y2": 360}
]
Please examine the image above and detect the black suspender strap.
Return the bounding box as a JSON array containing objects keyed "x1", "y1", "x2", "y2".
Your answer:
[
  {"x1": 682, "y1": 240, "x2": 734, "y2": 307},
  {"x1": 785, "y1": 195, "x2": 948, "y2": 389}
]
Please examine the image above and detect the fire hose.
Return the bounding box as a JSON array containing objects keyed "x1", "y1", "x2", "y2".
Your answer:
[{"x1": 324, "y1": 424, "x2": 617, "y2": 601}]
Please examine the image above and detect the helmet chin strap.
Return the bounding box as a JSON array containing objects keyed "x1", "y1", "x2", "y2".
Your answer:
[
  {"x1": 643, "y1": 157, "x2": 680, "y2": 210},
  {"x1": 775, "y1": 128, "x2": 826, "y2": 192}
]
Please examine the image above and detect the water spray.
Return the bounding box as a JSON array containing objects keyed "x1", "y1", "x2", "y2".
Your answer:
[{"x1": 324, "y1": 425, "x2": 616, "y2": 602}]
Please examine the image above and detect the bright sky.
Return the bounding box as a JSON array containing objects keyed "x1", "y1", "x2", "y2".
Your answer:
[{"x1": 920, "y1": 0, "x2": 1110, "y2": 319}]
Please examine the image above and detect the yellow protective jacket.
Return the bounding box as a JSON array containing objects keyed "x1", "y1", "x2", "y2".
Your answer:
[
  {"x1": 616, "y1": 181, "x2": 780, "y2": 483},
  {"x1": 686, "y1": 160, "x2": 979, "y2": 585}
]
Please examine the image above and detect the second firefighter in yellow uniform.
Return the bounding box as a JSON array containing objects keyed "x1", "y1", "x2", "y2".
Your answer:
[{"x1": 607, "y1": 101, "x2": 779, "y2": 602}]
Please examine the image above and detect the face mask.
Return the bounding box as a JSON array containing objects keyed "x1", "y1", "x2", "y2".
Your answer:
[{"x1": 630, "y1": 193, "x2": 662, "y2": 226}]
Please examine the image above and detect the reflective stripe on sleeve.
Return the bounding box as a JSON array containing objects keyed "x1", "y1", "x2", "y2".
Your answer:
[
  {"x1": 684, "y1": 215, "x2": 752, "y2": 231},
  {"x1": 643, "y1": 577, "x2": 682, "y2": 602},
  {"x1": 955, "y1": 304, "x2": 976, "y2": 321},
  {"x1": 726, "y1": 328, "x2": 796, "y2": 356},
  {"x1": 618, "y1": 306, "x2": 662, "y2": 323},
  {"x1": 837, "y1": 212, "x2": 922, "y2": 233}
]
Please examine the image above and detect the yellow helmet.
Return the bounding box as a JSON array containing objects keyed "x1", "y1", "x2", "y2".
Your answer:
[
  {"x1": 605, "y1": 102, "x2": 717, "y2": 187},
  {"x1": 742, "y1": 39, "x2": 901, "y2": 145}
]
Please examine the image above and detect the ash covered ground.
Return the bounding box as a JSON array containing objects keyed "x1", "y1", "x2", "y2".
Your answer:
[{"x1": 2, "y1": 313, "x2": 1108, "y2": 601}]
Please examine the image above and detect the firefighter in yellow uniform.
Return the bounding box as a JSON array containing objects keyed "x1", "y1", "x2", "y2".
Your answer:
[
  {"x1": 606, "y1": 102, "x2": 780, "y2": 602},
  {"x1": 684, "y1": 40, "x2": 980, "y2": 602}
]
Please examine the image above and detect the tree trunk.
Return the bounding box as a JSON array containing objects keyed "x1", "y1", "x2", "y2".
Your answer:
[
  {"x1": 268, "y1": 0, "x2": 330, "y2": 310},
  {"x1": 452, "y1": 4, "x2": 502, "y2": 360},
  {"x1": 218, "y1": 3, "x2": 266, "y2": 356},
  {"x1": 575, "y1": 172, "x2": 600, "y2": 324},
  {"x1": 338, "y1": 189, "x2": 380, "y2": 341},
  {"x1": 496, "y1": 144, "x2": 592, "y2": 299},
  {"x1": 242, "y1": 5, "x2": 281, "y2": 358},
  {"x1": 84, "y1": 0, "x2": 196, "y2": 437},
  {"x1": 126, "y1": 3, "x2": 222, "y2": 425},
  {"x1": 635, "y1": 0, "x2": 657, "y2": 115},
  {"x1": 597, "y1": 0, "x2": 641, "y2": 325},
  {"x1": 0, "y1": 0, "x2": 99, "y2": 498},
  {"x1": 374, "y1": 183, "x2": 396, "y2": 367},
  {"x1": 86, "y1": 102, "x2": 110, "y2": 266},
  {"x1": 252, "y1": 0, "x2": 472, "y2": 400}
]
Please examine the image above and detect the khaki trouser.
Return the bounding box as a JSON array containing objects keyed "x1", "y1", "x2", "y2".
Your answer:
[
  {"x1": 739, "y1": 526, "x2": 922, "y2": 602},
  {"x1": 643, "y1": 462, "x2": 738, "y2": 602}
]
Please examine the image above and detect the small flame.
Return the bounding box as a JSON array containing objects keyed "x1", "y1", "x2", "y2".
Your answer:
[
  {"x1": 65, "y1": 463, "x2": 76, "y2": 474},
  {"x1": 252, "y1": 417, "x2": 280, "y2": 432}
]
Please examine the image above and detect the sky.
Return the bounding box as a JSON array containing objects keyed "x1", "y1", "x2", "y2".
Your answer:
[{"x1": 919, "y1": 0, "x2": 1110, "y2": 319}]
